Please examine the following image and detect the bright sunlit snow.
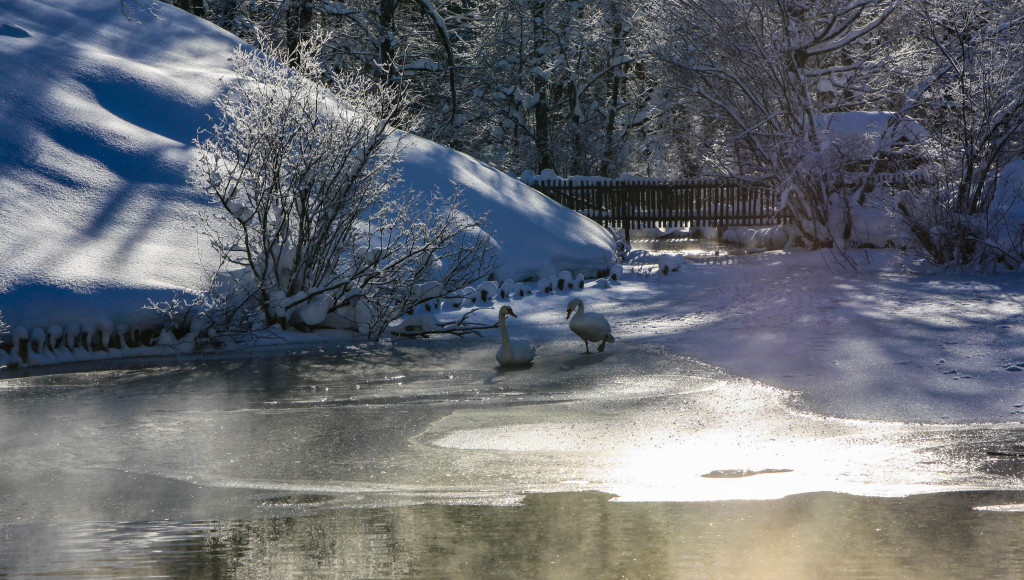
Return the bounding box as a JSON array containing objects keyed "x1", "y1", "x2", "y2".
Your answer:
[
  {"x1": 0, "y1": 0, "x2": 614, "y2": 328},
  {"x1": 2, "y1": 1, "x2": 1024, "y2": 433}
]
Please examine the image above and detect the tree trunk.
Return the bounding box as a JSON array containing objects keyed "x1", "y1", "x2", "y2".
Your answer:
[
  {"x1": 379, "y1": 0, "x2": 401, "y2": 81},
  {"x1": 286, "y1": 0, "x2": 314, "y2": 65},
  {"x1": 601, "y1": 4, "x2": 624, "y2": 177},
  {"x1": 530, "y1": 0, "x2": 554, "y2": 172}
]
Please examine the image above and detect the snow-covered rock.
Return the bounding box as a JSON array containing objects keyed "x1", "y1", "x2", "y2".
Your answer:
[
  {"x1": 556, "y1": 270, "x2": 573, "y2": 291},
  {"x1": 476, "y1": 281, "x2": 499, "y2": 303},
  {"x1": 656, "y1": 255, "x2": 689, "y2": 275},
  {"x1": 394, "y1": 313, "x2": 442, "y2": 336},
  {"x1": 499, "y1": 279, "x2": 516, "y2": 299}
]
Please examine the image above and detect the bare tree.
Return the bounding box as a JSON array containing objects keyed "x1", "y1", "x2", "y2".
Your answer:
[
  {"x1": 640, "y1": 0, "x2": 912, "y2": 247},
  {"x1": 192, "y1": 31, "x2": 495, "y2": 338},
  {"x1": 455, "y1": 0, "x2": 653, "y2": 176},
  {"x1": 896, "y1": 0, "x2": 1024, "y2": 269},
  {"x1": 199, "y1": 0, "x2": 459, "y2": 142}
]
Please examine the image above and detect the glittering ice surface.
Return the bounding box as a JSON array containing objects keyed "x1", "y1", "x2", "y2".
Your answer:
[{"x1": 3, "y1": 339, "x2": 1022, "y2": 524}]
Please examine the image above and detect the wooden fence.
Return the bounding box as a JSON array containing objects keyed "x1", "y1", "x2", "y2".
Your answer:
[{"x1": 531, "y1": 178, "x2": 784, "y2": 240}]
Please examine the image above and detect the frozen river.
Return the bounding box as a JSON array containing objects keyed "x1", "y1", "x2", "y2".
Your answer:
[{"x1": 3, "y1": 339, "x2": 1024, "y2": 577}]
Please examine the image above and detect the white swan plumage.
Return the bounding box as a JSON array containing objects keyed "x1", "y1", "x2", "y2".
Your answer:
[
  {"x1": 566, "y1": 298, "x2": 614, "y2": 354},
  {"x1": 496, "y1": 305, "x2": 536, "y2": 367}
]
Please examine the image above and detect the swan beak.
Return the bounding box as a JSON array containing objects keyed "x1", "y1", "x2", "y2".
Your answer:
[
  {"x1": 508, "y1": 309, "x2": 517, "y2": 318},
  {"x1": 565, "y1": 310, "x2": 571, "y2": 319}
]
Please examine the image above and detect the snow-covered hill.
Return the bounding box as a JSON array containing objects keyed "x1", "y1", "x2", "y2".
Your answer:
[{"x1": 0, "y1": 0, "x2": 615, "y2": 330}]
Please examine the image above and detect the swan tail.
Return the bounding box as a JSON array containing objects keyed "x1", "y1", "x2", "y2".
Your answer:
[{"x1": 605, "y1": 333, "x2": 615, "y2": 343}]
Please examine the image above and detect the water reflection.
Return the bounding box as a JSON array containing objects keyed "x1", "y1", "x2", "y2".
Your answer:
[
  {"x1": 4, "y1": 341, "x2": 1024, "y2": 577},
  {"x1": 5, "y1": 491, "x2": 1024, "y2": 578}
]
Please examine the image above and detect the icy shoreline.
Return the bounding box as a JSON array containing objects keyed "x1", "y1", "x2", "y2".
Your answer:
[{"x1": 5, "y1": 249, "x2": 1024, "y2": 427}]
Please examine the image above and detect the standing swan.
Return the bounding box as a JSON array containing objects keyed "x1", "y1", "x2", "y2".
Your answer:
[
  {"x1": 496, "y1": 305, "x2": 536, "y2": 367},
  {"x1": 566, "y1": 298, "x2": 615, "y2": 354}
]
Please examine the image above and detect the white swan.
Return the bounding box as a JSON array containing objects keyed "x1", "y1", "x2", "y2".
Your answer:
[
  {"x1": 566, "y1": 298, "x2": 615, "y2": 354},
  {"x1": 496, "y1": 305, "x2": 536, "y2": 367}
]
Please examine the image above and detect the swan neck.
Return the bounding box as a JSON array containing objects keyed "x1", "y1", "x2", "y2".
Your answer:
[
  {"x1": 499, "y1": 312, "x2": 511, "y2": 351},
  {"x1": 572, "y1": 302, "x2": 584, "y2": 317}
]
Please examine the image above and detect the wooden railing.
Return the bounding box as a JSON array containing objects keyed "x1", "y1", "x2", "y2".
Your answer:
[{"x1": 531, "y1": 178, "x2": 785, "y2": 240}]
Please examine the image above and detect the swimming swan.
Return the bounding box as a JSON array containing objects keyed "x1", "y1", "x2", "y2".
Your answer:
[
  {"x1": 566, "y1": 298, "x2": 615, "y2": 354},
  {"x1": 496, "y1": 305, "x2": 536, "y2": 366}
]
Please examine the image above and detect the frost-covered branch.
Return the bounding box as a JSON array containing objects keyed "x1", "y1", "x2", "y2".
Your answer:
[
  {"x1": 192, "y1": 30, "x2": 496, "y2": 339},
  {"x1": 896, "y1": 0, "x2": 1024, "y2": 269},
  {"x1": 392, "y1": 307, "x2": 498, "y2": 338},
  {"x1": 640, "y1": 0, "x2": 915, "y2": 247}
]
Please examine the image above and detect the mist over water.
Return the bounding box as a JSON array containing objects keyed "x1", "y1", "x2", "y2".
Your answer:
[{"x1": 3, "y1": 340, "x2": 1024, "y2": 577}]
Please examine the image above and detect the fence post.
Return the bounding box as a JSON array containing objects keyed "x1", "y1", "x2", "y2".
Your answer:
[{"x1": 622, "y1": 182, "x2": 631, "y2": 242}]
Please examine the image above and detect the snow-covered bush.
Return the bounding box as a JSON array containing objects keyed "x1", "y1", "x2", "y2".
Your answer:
[
  {"x1": 779, "y1": 129, "x2": 882, "y2": 249},
  {"x1": 894, "y1": 3, "x2": 1024, "y2": 271},
  {"x1": 499, "y1": 279, "x2": 515, "y2": 299},
  {"x1": 896, "y1": 159, "x2": 1024, "y2": 271},
  {"x1": 642, "y1": 1, "x2": 916, "y2": 250},
  {"x1": 193, "y1": 31, "x2": 496, "y2": 339}
]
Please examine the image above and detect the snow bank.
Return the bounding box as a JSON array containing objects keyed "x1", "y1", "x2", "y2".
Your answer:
[
  {"x1": 0, "y1": 0, "x2": 237, "y2": 329},
  {"x1": 0, "y1": 0, "x2": 614, "y2": 337},
  {"x1": 399, "y1": 136, "x2": 615, "y2": 281},
  {"x1": 990, "y1": 158, "x2": 1024, "y2": 252}
]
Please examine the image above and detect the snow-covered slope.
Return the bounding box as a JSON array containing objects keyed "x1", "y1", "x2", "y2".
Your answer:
[
  {"x1": 0, "y1": 0, "x2": 614, "y2": 329},
  {"x1": 398, "y1": 136, "x2": 615, "y2": 281}
]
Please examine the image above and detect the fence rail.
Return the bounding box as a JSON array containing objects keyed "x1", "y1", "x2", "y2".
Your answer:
[{"x1": 531, "y1": 178, "x2": 784, "y2": 240}]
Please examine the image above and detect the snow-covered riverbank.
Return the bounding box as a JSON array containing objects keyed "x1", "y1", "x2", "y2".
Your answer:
[
  {"x1": 493, "y1": 248, "x2": 1024, "y2": 424},
  {"x1": 7, "y1": 247, "x2": 1023, "y2": 430}
]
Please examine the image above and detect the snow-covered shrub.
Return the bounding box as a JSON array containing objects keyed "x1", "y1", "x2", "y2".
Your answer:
[
  {"x1": 894, "y1": 5, "x2": 1024, "y2": 270},
  {"x1": 193, "y1": 32, "x2": 496, "y2": 339},
  {"x1": 777, "y1": 124, "x2": 906, "y2": 250},
  {"x1": 143, "y1": 293, "x2": 202, "y2": 339},
  {"x1": 895, "y1": 159, "x2": 1024, "y2": 271},
  {"x1": 642, "y1": 0, "x2": 919, "y2": 250},
  {"x1": 395, "y1": 313, "x2": 442, "y2": 336}
]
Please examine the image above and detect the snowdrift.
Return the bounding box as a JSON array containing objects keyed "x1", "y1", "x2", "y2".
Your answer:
[{"x1": 0, "y1": 0, "x2": 615, "y2": 332}]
